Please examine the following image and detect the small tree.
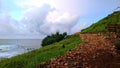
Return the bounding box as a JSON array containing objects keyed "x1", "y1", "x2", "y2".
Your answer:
[{"x1": 41, "y1": 32, "x2": 67, "y2": 47}]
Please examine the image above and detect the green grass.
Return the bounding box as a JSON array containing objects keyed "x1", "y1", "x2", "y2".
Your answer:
[
  {"x1": 0, "y1": 35, "x2": 82, "y2": 68},
  {"x1": 81, "y1": 11, "x2": 120, "y2": 33}
]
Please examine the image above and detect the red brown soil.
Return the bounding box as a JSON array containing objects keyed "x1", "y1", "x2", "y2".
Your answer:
[{"x1": 37, "y1": 34, "x2": 120, "y2": 68}]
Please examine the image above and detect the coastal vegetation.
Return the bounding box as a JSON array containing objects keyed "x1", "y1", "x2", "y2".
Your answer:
[
  {"x1": 0, "y1": 35, "x2": 82, "y2": 68},
  {"x1": 42, "y1": 32, "x2": 67, "y2": 46}
]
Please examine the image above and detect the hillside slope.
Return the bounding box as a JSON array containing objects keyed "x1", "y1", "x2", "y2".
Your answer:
[
  {"x1": 39, "y1": 34, "x2": 120, "y2": 68},
  {"x1": 0, "y1": 35, "x2": 82, "y2": 68},
  {"x1": 81, "y1": 11, "x2": 120, "y2": 33}
]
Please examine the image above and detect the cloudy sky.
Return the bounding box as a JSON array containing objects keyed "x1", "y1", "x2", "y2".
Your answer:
[{"x1": 0, "y1": 0, "x2": 120, "y2": 39}]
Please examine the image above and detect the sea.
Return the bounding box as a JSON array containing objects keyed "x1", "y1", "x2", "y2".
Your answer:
[{"x1": 0, "y1": 39, "x2": 42, "y2": 60}]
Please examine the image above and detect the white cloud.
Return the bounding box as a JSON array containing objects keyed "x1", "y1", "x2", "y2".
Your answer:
[
  {"x1": 0, "y1": 1, "x2": 85, "y2": 37},
  {"x1": 12, "y1": 3, "x2": 80, "y2": 36},
  {"x1": 46, "y1": 10, "x2": 78, "y2": 24},
  {"x1": 71, "y1": 23, "x2": 90, "y2": 34},
  {"x1": 0, "y1": 14, "x2": 16, "y2": 34},
  {"x1": 40, "y1": 9, "x2": 79, "y2": 35},
  {"x1": 14, "y1": 0, "x2": 83, "y2": 15},
  {"x1": 0, "y1": 0, "x2": 119, "y2": 39},
  {"x1": 18, "y1": 4, "x2": 52, "y2": 34}
]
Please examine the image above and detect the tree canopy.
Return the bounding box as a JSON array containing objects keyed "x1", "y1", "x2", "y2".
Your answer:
[{"x1": 41, "y1": 32, "x2": 67, "y2": 46}]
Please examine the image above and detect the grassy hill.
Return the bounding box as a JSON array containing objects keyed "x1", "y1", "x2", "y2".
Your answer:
[
  {"x1": 0, "y1": 35, "x2": 82, "y2": 68},
  {"x1": 81, "y1": 11, "x2": 120, "y2": 33}
]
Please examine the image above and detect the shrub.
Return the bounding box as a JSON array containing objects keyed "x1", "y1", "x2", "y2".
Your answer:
[
  {"x1": 41, "y1": 32, "x2": 67, "y2": 46},
  {"x1": 114, "y1": 41, "x2": 120, "y2": 50}
]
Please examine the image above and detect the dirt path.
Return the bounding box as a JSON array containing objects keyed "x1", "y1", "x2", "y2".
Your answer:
[{"x1": 38, "y1": 34, "x2": 120, "y2": 68}]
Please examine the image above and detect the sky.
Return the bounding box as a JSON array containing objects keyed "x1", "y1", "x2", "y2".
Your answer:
[{"x1": 0, "y1": 0, "x2": 120, "y2": 39}]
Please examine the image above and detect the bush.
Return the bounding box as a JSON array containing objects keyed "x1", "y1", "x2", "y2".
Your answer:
[
  {"x1": 41, "y1": 32, "x2": 67, "y2": 46},
  {"x1": 114, "y1": 41, "x2": 120, "y2": 50}
]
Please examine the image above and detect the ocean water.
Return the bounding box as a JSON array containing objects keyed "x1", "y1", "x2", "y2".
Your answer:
[{"x1": 0, "y1": 39, "x2": 42, "y2": 60}]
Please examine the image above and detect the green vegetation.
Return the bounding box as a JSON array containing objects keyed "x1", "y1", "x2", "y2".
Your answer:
[
  {"x1": 42, "y1": 32, "x2": 67, "y2": 46},
  {"x1": 0, "y1": 35, "x2": 82, "y2": 68},
  {"x1": 114, "y1": 41, "x2": 120, "y2": 50},
  {"x1": 81, "y1": 11, "x2": 120, "y2": 33}
]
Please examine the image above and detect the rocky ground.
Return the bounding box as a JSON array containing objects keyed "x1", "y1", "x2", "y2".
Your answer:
[{"x1": 37, "y1": 34, "x2": 120, "y2": 68}]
